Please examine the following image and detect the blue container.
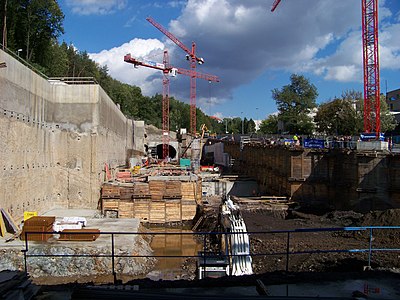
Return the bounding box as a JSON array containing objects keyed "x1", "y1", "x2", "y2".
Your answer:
[{"x1": 180, "y1": 158, "x2": 191, "y2": 168}]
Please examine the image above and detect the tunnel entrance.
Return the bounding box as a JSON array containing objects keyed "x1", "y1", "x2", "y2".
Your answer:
[{"x1": 156, "y1": 144, "x2": 177, "y2": 159}]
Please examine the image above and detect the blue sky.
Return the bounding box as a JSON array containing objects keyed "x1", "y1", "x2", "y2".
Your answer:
[{"x1": 58, "y1": 0, "x2": 400, "y2": 121}]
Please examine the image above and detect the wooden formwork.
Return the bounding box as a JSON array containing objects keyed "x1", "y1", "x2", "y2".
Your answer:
[
  {"x1": 166, "y1": 199, "x2": 181, "y2": 222},
  {"x1": 102, "y1": 198, "x2": 119, "y2": 212},
  {"x1": 101, "y1": 179, "x2": 198, "y2": 223},
  {"x1": 118, "y1": 200, "x2": 134, "y2": 218},
  {"x1": 149, "y1": 181, "x2": 166, "y2": 200},
  {"x1": 181, "y1": 182, "x2": 196, "y2": 201},
  {"x1": 101, "y1": 184, "x2": 120, "y2": 198},
  {"x1": 133, "y1": 198, "x2": 150, "y2": 221}
]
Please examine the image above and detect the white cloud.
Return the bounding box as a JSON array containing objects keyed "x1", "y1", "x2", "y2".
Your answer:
[
  {"x1": 162, "y1": 0, "x2": 363, "y2": 102},
  {"x1": 324, "y1": 65, "x2": 358, "y2": 82},
  {"x1": 66, "y1": 0, "x2": 127, "y2": 15},
  {"x1": 89, "y1": 38, "x2": 166, "y2": 96},
  {"x1": 91, "y1": 0, "x2": 400, "y2": 105}
]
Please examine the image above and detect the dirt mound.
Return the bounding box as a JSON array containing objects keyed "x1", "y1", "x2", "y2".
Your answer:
[
  {"x1": 321, "y1": 210, "x2": 364, "y2": 227},
  {"x1": 361, "y1": 209, "x2": 400, "y2": 226}
]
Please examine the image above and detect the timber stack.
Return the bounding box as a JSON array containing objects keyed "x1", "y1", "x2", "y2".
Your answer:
[{"x1": 101, "y1": 174, "x2": 201, "y2": 224}]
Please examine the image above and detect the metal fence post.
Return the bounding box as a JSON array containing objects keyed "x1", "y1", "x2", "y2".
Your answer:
[
  {"x1": 111, "y1": 233, "x2": 117, "y2": 284},
  {"x1": 203, "y1": 233, "x2": 206, "y2": 279},
  {"x1": 286, "y1": 232, "x2": 290, "y2": 272},
  {"x1": 22, "y1": 231, "x2": 29, "y2": 275},
  {"x1": 368, "y1": 228, "x2": 373, "y2": 268}
]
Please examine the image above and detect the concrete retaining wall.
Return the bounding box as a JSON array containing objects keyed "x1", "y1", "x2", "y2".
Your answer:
[{"x1": 0, "y1": 49, "x2": 141, "y2": 219}]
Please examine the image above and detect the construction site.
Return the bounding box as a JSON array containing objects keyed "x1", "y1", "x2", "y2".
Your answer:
[{"x1": 1, "y1": 1, "x2": 400, "y2": 299}]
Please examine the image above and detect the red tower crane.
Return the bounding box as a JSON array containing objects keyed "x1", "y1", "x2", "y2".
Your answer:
[
  {"x1": 124, "y1": 52, "x2": 219, "y2": 159},
  {"x1": 147, "y1": 16, "x2": 206, "y2": 135},
  {"x1": 272, "y1": 0, "x2": 381, "y2": 136}
]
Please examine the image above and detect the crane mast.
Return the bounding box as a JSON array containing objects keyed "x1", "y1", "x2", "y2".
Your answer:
[
  {"x1": 147, "y1": 16, "x2": 205, "y2": 135},
  {"x1": 162, "y1": 51, "x2": 170, "y2": 159},
  {"x1": 271, "y1": 0, "x2": 282, "y2": 12},
  {"x1": 362, "y1": 0, "x2": 380, "y2": 134},
  {"x1": 271, "y1": 0, "x2": 381, "y2": 136},
  {"x1": 124, "y1": 53, "x2": 219, "y2": 159}
]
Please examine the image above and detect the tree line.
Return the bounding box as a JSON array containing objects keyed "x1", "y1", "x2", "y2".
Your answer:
[
  {"x1": 1, "y1": 1, "x2": 396, "y2": 137},
  {"x1": 258, "y1": 74, "x2": 397, "y2": 136}
]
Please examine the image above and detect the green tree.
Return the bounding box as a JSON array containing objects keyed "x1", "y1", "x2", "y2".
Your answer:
[
  {"x1": 259, "y1": 114, "x2": 278, "y2": 134},
  {"x1": 380, "y1": 95, "x2": 397, "y2": 132},
  {"x1": 314, "y1": 99, "x2": 360, "y2": 135},
  {"x1": 40, "y1": 41, "x2": 69, "y2": 76},
  {"x1": 246, "y1": 118, "x2": 256, "y2": 134},
  {"x1": 17, "y1": 0, "x2": 64, "y2": 62},
  {"x1": 272, "y1": 74, "x2": 318, "y2": 134},
  {"x1": 354, "y1": 94, "x2": 397, "y2": 133}
]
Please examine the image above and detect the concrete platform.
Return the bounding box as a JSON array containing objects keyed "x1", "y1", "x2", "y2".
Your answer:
[
  {"x1": 40, "y1": 208, "x2": 141, "y2": 249},
  {"x1": 0, "y1": 209, "x2": 152, "y2": 280},
  {"x1": 1, "y1": 209, "x2": 141, "y2": 249}
]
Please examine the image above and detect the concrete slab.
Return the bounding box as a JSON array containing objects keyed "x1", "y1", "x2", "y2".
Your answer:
[
  {"x1": 41, "y1": 209, "x2": 142, "y2": 249},
  {"x1": 0, "y1": 209, "x2": 153, "y2": 280},
  {"x1": 0, "y1": 209, "x2": 142, "y2": 251}
]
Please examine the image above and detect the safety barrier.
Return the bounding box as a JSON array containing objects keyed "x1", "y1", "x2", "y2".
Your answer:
[{"x1": 22, "y1": 226, "x2": 400, "y2": 283}]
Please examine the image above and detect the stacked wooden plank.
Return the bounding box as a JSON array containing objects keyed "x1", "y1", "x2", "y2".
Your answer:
[
  {"x1": 149, "y1": 181, "x2": 166, "y2": 200},
  {"x1": 100, "y1": 179, "x2": 198, "y2": 223},
  {"x1": 133, "y1": 198, "x2": 150, "y2": 221},
  {"x1": 21, "y1": 216, "x2": 55, "y2": 241},
  {"x1": 164, "y1": 181, "x2": 182, "y2": 199},
  {"x1": 149, "y1": 200, "x2": 166, "y2": 223},
  {"x1": 118, "y1": 201, "x2": 134, "y2": 218},
  {"x1": 101, "y1": 184, "x2": 120, "y2": 198},
  {"x1": 166, "y1": 199, "x2": 181, "y2": 222},
  {"x1": 181, "y1": 182, "x2": 196, "y2": 201},
  {"x1": 131, "y1": 182, "x2": 151, "y2": 221},
  {"x1": 101, "y1": 183, "x2": 120, "y2": 215},
  {"x1": 133, "y1": 182, "x2": 151, "y2": 198},
  {"x1": 102, "y1": 199, "x2": 119, "y2": 214},
  {"x1": 118, "y1": 185, "x2": 134, "y2": 218},
  {"x1": 119, "y1": 186, "x2": 135, "y2": 200},
  {"x1": 182, "y1": 200, "x2": 197, "y2": 221}
]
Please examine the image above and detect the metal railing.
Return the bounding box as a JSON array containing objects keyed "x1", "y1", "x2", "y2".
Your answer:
[
  {"x1": 21, "y1": 226, "x2": 400, "y2": 283},
  {"x1": 48, "y1": 77, "x2": 98, "y2": 85}
]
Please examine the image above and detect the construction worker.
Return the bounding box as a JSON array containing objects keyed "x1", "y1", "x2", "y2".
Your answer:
[{"x1": 293, "y1": 134, "x2": 299, "y2": 146}]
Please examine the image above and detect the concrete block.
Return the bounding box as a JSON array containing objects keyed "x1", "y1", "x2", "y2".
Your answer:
[{"x1": 357, "y1": 141, "x2": 389, "y2": 151}]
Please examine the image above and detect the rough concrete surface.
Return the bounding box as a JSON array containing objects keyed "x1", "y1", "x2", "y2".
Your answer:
[
  {"x1": 0, "y1": 49, "x2": 144, "y2": 220},
  {"x1": 0, "y1": 209, "x2": 155, "y2": 282}
]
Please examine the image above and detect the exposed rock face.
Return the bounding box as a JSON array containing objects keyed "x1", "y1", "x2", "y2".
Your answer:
[{"x1": 0, "y1": 233, "x2": 155, "y2": 280}]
